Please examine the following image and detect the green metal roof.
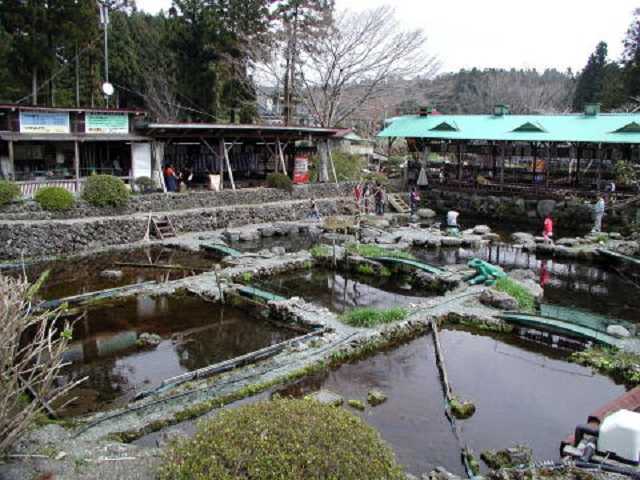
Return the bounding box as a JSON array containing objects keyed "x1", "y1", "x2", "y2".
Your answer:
[{"x1": 377, "y1": 113, "x2": 640, "y2": 144}]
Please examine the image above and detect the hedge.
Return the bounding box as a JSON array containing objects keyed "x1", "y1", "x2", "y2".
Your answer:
[
  {"x1": 34, "y1": 187, "x2": 75, "y2": 211},
  {"x1": 82, "y1": 174, "x2": 129, "y2": 208}
]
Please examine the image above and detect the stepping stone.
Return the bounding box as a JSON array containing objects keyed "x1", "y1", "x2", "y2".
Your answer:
[{"x1": 310, "y1": 389, "x2": 343, "y2": 406}]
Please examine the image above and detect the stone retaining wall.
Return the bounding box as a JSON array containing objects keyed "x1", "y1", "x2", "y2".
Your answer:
[
  {"x1": 424, "y1": 188, "x2": 634, "y2": 231},
  {"x1": 0, "y1": 183, "x2": 355, "y2": 221},
  {"x1": 0, "y1": 197, "x2": 352, "y2": 260}
]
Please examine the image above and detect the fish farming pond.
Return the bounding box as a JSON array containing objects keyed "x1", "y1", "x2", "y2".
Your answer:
[
  {"x1": 6, "y1": 230, "x2": 638, "y2": 476},
  {"x1": 276, "y1": 329, "x2": 626, "y2": 475},
  {"x1": 1, "y1": 245, "x2": 220, "y2": 301},
  {"x1": 58, "y1": 293, "x2": 297, "y2": 417}
]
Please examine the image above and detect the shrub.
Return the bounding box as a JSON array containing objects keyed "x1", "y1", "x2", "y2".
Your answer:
[
  {"x1": 613, "y1": 160, "x2": 637, "y2": 186},
  {"x1": 339, "y1": 307, "x2": 408, "y2": 327},
  {"x1": 34, "y1": 187, "x2": 75, "y2": 211},
  {"x1": 0, "y1": 180, "x2": 20, "y2": 206},
  {"x1": 134, "y1": 176, "x2": 155, "y2": 193},
  {"x1": 266, "y1": 172, "x2": 293, "y2": 192},
  {"x1": 82, "y1": 174, "x2": 129, "y2": 208},
  {"x1": 0, "y1": 273, "x2": 79, "y2": 454},
  {"x1": 571, "y1": 347, "x2": 640, "y2": 385},
  {"x1": 494, "y1": 277, "x2": 535, "y2": 312},
  {"x1": 346, "y1": 243, "x2": 415, "y2": 260},
  {"x1": 160, "y1": 398, "x2": 404, "y2": 480}
]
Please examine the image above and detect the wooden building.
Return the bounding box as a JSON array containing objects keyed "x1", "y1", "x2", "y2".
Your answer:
[
  {"x1": 0, "y1": 104, "x2": 149, "y2": 196},
  {"x1": 378, "y1": 104, "x2": 640, "y2": 198}
]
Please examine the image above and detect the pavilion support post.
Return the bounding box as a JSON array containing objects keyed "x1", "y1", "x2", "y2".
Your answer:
[
  {"x1": 499, "y1": 142, "x2": 505, "y2": 187},
  {"x1": 218, "y1": 139, "x2": 225, "y2": 191},
  {"x1": 8, "y1": 140, "x2": 15, "y2": 181},
  {"x1": 596, "y1": 144, "x2": 603, "y2": 192},
  {"x1": 327, "y1": 140, "x2": 338, "y2": 185},
  {"x1": 456, "y1": 142, "x2": 463, "y2": 181},
  {"x1": 575, "y1": 144, "x2": 581, "y2": 188},
  {"x1": 74, "y1": 141, "x2": 80, "y2": 192},
  {"x1": 531, "y1": 142, "x2": 537, "y2": 185},
  {"x1": 276, "y1": 138, "x2": 288, "y2": 175},
  {"x1": 317, "y1": 141, "x2": 330, "y2": 183},
  {"x1": 221, "y1": 138, "x2": 236, "y2": 191},
  {"x1": 491, "y1": 143, "x2": 497, "y2": 179}
]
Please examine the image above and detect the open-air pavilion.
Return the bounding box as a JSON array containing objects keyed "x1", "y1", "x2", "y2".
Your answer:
[
  {"x1": 139, "y1": 123, "x2": 341, "y2": 190},
  {"x1": 378, "y1": 105, "x2": 640, "y2": 199}
]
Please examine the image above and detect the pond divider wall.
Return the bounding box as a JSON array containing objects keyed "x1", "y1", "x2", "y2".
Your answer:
[{"x1": 0, "y1": 195, "x2": 353, "y2": 260}]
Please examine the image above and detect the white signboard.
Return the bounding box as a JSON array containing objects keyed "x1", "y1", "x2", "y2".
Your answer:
[
  {"x1": 20, "y1": 111, "x2": 70, "y2": 134},
  {"x1": 132, "y1": 143, "x2": 152, "y2": 179},
  {"x1": 85, "y1": 114, "x2": 129, "y2": 134}
]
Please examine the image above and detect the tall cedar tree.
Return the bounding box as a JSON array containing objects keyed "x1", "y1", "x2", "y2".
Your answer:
[
  {"x1": 623, "y1": 8, "x2": 640, "y2": 100},
  {"x1": 573, "y1": 41, "x2": 609, "y2": 111}
]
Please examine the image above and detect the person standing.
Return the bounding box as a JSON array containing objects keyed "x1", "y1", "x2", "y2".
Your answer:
[
  {"x1": 354, "y1": 183, "x2": 363, "y2": 213},
  {"x1": 375, "y1": 184, "x2": 386, "y2": 216},
  {"x1": 543, "y1": 214, "x2": 553, "y2": 244},
  {"x1": 163, "y1": 164, "x2": 178, "y2": 192},
  {"x1": 592, "y1": 195, "x2": 606, "y2": 233},
  {"x1": 410, "y1": 186, "x2": 421, "y2": 217}
]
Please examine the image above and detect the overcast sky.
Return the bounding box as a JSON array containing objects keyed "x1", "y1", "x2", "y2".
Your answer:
[{"x1": 135, "y1": 0, "x2": 637, "y2": 74}]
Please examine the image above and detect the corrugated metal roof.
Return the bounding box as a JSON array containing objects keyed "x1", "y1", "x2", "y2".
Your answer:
[{"x1": 377, "y1": 113, "x2": 640, "y2": 144}]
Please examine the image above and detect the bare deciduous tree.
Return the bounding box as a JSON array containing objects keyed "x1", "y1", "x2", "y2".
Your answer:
[
  {"x1": 297, "y1": 6, "x2": 438, "y2": 127},
  {"x1": 0, "y1": 274, "x2": 84, "y2": 454}
]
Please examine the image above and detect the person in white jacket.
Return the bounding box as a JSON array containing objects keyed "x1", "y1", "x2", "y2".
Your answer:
[{"x1": 592, "y1": 196, "x2": 605, "y2": 233}]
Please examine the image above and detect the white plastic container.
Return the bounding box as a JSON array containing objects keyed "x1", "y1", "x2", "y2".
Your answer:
[{"x1": 598, "y1": 409, "x2": 640, "y2": 463}]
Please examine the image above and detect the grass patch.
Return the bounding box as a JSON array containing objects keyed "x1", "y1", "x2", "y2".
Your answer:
[
  {"x1": 346, "y1": 243, "x2": 415, "y2": 260},
  {"x1": 494, "y1": 277, "x2": 536, "y2": 313},
  {"x1": 339, "y1": 307, "x2": 408, "y2": 328},
  {"x1": 356, "y1": 264, "x2": 375, "y2": 275},
  {"x1": 310, "y1": 244, "x2": 330, "y2": 258},
  {"x1": 571, "y1": 347, "x2": 640, "y2": 385},
  {"x1": 160, "y1": 399, "x2": 405, "y2": 480}
]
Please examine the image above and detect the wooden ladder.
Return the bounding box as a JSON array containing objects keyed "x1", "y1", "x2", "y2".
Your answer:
[
  {"x1": 388, "y1": 193, "x2": 411, "y2": 214},
  {"x1": 151, "y1": 216, "x2": 177, "y2": 239}
]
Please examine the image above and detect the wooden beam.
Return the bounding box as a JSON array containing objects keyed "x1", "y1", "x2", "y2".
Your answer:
[
  {"x1": 327, "y1": 140, "x2": 338, "y2": 185},
  {"x1": 222, "y1": 137, "x2": 236, "y2": 191},
  {"x1": 597, "y1": 144, "x2": 603, "y2": 192},
  {"x1": 8, "y1": 140, "x2": 15, "y2": 180},
  {"x1": 74, "y1": 141, "x2": 80, "y2": 192},
  {"x1": 456, "y1": 142, "x2": 463, "y2": 180},
  {"x1": 276, "y1": 137, "x2": 288, "y2": 175}
]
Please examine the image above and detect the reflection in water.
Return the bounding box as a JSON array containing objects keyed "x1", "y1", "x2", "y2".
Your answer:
[
  {"x1": 3, "y1": 246, "x2": 219, "y2": 301},
  {"x1": 311, "y1": 330, "x2": 626, "y2": 476},
  {"x1": 413, "y1": 244, "x2": 640, "y2": 323},
  {"x1": 59, "y1": 294, "x2": 295, "y2": 416},
  {"x1": 267, "y1": 269, "x2": 437, "y2": 314}
]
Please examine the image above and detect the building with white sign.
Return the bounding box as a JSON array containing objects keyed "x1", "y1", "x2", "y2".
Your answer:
[{"x1": 0, "y1": 104, "x2": 149, "y2": 195}]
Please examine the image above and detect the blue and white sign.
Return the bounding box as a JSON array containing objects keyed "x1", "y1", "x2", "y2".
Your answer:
[{"x1": 20, "y1": 111, "x2": 70, "y2": 134}]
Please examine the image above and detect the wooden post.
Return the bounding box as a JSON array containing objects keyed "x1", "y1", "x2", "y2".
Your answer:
[
  {"x1": 328, "y1": 140, "x2": 338, "y2": 185},
  {"x1": 456, "y1": 142, "x2": 463, "y2": 181},
  {"x1": 575, "y1": 143, "x2": 582, "y2": 188},
  {"x1": 222, "y1": 138, "x2": 236, "y2": 191},
  {"x1": 597, "y1": 144, "x2": 603, "y2": 192},
  {"x1": 276, "y1": 137, "x2": 288, "y2": 175},
  {"x1": 500, "y1": 142, "x2": 505, "y2": 187},
  {"x1": 218, "y1": 139, "x2": 225, "y2": 191},
  {"x1": 74, "y1": 141, "x2": 80, "y2": 192},
  {"x1": 531, "y1": 143, "x2": 537, "y2": 185},
  {"x1": 8, "y1": 140, "x2": 15, "y2": 181},
  {"x1": 491, "y1": 142, "x2": 497, "y2": 179}
]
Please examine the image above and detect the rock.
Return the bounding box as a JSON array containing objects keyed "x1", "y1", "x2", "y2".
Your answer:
[
  {"x1": 417, "y1": 208, "x2": 437, "y2": 219},
  {"x1": 311, "y1": 389, "x2": 343, "y2": 406},
  {"x1": 156, "y1": 429, "x2": 190, "y2": 448},
  {"x1": 609, "y1": 232, "x2": 623, "y2": 240},
  {"x1": 607, "y1": 325, "x2": 631, "y2": 338},
  {"x1": 239, "y1": 231, "x2": 259, "y2": 242},
  {"x1": 483, "y1": 233, "x2": 501, "y2": 242},
  {"x1": 441, "y1": 237, "x2": 463, "y2": 247},
  {"x1": 424, "y1": 467, "x2": 463, "y2": 480},
  {"x1": 511, "y1": 232, "x2": 535, "y2": 245},
  {"x1": 367, "y1": 389, "x2": 387, "y2": 406},
  {"x1": 473, "y1": 225, "x2": 491, "y2": 235},
  {"x1": 347, "y1": 399, "x2": 366, "y2": 411},
  {"x1": 481, "y1": 446, "x2": 533, "y2": 469},
  {"x1": 138, "y1": 332, "x2": 162, "y2": 348},
  {"x1": 537, "y1": 199, "x2": 556, "y2": 218},
  {"x1": 480, "y1": 289, "x2": 518, "y2": 310},
  {"x1": 99, "y1": 269, "x2": 123, "y2": 280},
  {"x1": 260, "y1": 226, "x2": 276, "y2": 237},
  {"x1": 556, "y1": 237, "x2": 579, "y2": 247},
  {"x1": 223, "y1": 231, "x2": 240, "y2": 242},
  {"x1": 450, "y1": 397, "x2": 476, "y2": 419},
  {"x1": 270, "y1": 246, "x2": 286, "y2": 256}
]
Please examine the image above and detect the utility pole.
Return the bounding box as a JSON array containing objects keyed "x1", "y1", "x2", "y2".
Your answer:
[{"x1": 97, "y1": 0, "x2": 115, "y2": 106}]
